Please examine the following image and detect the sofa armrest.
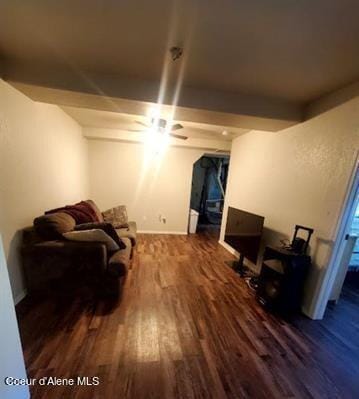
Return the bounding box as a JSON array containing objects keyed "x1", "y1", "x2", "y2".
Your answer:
[
  {"x1": 116, "y1": 221, "x2": 137, "y2": 247},
  {"x1": 22, "y1": 240, "x2": 107, "y2": 293}
]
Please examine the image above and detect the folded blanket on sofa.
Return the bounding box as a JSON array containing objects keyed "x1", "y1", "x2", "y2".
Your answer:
[{"x1": 46, "y1": 201, "x2": 99, "y2": 224}]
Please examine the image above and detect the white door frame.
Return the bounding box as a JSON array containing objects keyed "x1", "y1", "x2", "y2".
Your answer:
[{"x1": 311, "y1": 153, "x2": 359, "y2": 319}]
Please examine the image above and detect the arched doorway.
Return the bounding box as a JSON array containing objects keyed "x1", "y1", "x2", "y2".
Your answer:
[{"x1": 188, "y1": 154, "x2": 230, "y2": 238}]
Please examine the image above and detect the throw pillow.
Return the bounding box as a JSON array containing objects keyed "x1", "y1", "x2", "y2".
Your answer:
[
  {"x1": 63, "y1": 229, "x2": 119, "y2": 252},
  {"x1": 102, "y1": 205, "x2": 129, "y2": 228},
  {"x1": 75, "y1": 222, "x2": 126, "y2": 250},
  {"x1": 34, "y1": 212, "x2": 76, "y2": 240}
]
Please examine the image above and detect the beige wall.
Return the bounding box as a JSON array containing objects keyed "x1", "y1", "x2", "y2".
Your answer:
[
  {"x1": 88, "y1": 138, "x2": 205, "y2": 233},
  {"x1": 220, "y1": 97, "x2": 359, "y2": 318},
  {"x1": 0, "y1": 80, "x2": 89, "y2": 302}
]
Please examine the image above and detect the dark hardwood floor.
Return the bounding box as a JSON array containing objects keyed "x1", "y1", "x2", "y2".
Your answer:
[{"x1": 16, "y1": 232, "x2": 359, "y2": 398}]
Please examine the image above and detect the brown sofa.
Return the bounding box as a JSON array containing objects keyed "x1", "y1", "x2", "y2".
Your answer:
[{"x1": 21, "y1": 200, "x2": 136, "y2": 297}]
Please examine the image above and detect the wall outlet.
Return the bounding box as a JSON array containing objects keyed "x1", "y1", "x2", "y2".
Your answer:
[{"x1": 143, "y1": 216, "x2": 147, "y2": 221}]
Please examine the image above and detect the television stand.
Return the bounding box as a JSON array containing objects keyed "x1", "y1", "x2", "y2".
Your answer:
[{"x1": 232, "y1": 253, "x2": 248, "y2": 277}]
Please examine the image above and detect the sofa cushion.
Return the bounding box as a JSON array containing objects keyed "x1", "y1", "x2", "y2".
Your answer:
[
  {"x1": 45, "y1": 201, "x2": 99, "y2": 224},
  {"x1": 75, "y1": 222, "x2": 126, "y2": 250},
  {"x1": 63, "y1": 229, "x2": 119, "y2": 251},
  {"x1": 85, "y1": 200, "x2": 104, "y2": 223},
  {"x1": 116, "y1": 221, "x2": 137, "y2": 246},
  {"x1": 34, "y1": 212, "x2": 76, "y2": 240},
  {"x1": 21, "y1": 239, "x2": 108, "y2": 294},
  {"x1": 102, "y1": 205, "x2": 128, "y2": 228},
  {"x1": 108, "y1": 237, "x2": 131, "y2": 276}
]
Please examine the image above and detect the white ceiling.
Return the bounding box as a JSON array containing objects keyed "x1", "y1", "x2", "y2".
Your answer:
[{"x1": 1, "y1": 0, "x2": 359, "y2": 104}]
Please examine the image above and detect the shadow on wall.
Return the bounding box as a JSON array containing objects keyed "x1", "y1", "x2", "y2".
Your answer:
[
  {"x1": 303, "y1": 236, "x2": 334, "y2": 312},
  {"x1": 254, "y1": 226, "x2": 326, "y2": 274},
  {"x1": 7, "y1": 229, "x2": 26, "y2": 303},
  {"x1": 252, "y1": 226, "x2": 290, "y2": 272}
]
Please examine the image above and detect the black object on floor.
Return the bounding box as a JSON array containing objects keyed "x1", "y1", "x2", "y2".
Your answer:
[{"x1": 256, "y1": 245, "x2": 311, "y2": 314}]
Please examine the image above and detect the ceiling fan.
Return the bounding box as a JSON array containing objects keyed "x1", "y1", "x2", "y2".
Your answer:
[{"x1": 128, "y1": 118, "x2": 188, "y2": 140}]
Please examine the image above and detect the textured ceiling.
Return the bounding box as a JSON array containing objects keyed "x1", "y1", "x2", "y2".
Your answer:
[{"x1": 1, "y1": 0, "x2": 359, "y2": 103}]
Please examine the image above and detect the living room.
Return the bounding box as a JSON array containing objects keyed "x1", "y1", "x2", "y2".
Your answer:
[{"x1": 1, "y1": 1, "x2": 359, "y2": 398}]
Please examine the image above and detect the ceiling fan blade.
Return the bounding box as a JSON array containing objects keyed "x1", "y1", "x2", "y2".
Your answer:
[
  {"x1": 126, "y1": 128, "x2": 146, "y2": 132},
  {"x1": 171, "y1": 123, "x2": 183, "y2": 131},
  {"x1": 136, "y1": 121, "x2": 150, "y2": 128},
  {"x1": 170, "y1": 133, "x2": 188, "y2": 140}
]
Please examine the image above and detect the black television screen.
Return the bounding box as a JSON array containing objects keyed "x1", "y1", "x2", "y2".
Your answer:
[{"x1": 224, "y1": 207, "x2": 264, "y2": 264}]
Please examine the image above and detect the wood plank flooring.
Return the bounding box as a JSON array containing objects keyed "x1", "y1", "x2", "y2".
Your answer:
[{"x1": 16, "y1": 231, "x2": 359, "y2": 398}]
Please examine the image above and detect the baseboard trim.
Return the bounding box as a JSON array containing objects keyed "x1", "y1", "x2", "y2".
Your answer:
[
  {"x1": 219, "y1": 240, "x2": 239, "y2": 256},
  {"x1": 14, "y1": 289, "x2": 27, "y2": 305},
  {"x1": 138, "y1": 230, "x2": 188, "y2": 235}
]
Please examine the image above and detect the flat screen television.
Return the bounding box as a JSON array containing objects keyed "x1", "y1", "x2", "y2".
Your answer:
[{"x1": 224, "y1": 207, "x2": 264, "y2": 265}]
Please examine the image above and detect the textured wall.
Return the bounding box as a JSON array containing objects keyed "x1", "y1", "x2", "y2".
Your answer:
[
  {"x1": 0, "y1": 80, "x2": 89, "y2": 302},
  {"x1": 88, "y1": 139, "x2": 205, "y2": 233},
  {"x1": 220, "y1": 97, "x2": 359, "y2": 318}
]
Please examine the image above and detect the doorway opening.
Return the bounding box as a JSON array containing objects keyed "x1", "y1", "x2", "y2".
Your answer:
[
  {"x1": 188, "y1": 154, "x2": 230, "y2": 239},
  {"x1": 313, "y1": 158, "x2": 359, "y2": 319},
  {"x1": 329, "y1": 197, "x2": 359, "y2": 304}
]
